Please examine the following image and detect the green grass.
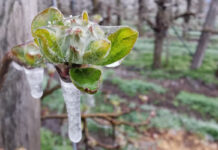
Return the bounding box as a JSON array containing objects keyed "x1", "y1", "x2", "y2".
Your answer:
[
  {"x1": 140, "y1": 105, "x2": 218, "y2": 141},
  {"x1": 111, "y1": 77, "x2": 166, "y2": 96},
  {"x1": 91, "y1": 91, "x2": 218, "y2": 141},
  {"x1": 176, "y1": 91, "x2": 218, "y2": 122},
  {"x1": 41, "y1": 128, "x2": 72, "y2": 150},
  {"x1": 42, "y1": 89, "x2": 65, "y2": 113},
  {"x1": 123, "y1": 37, "x2": 218, "y2": 84},
  {"x1": 103, "y1": 69, "x2": 166, "y2": 96}
]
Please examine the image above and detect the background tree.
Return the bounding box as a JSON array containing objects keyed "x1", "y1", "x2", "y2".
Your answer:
[
  {"x1": 137, "y1": 0, "x2": 148, "y2": 36},
  {"x1": 191, "y1": 0, "x2": 218, "y2": 69},
  {"x1": 0, "y1": 0, "x2": 40, "y2": 149},
  {"x1": 183, "y1": 0, "x2": 192, "y2": 39},
  {"x1": 151, "y1": 0, "x2": 171, "y2": 69},
  {"x1": 116, "y1": 0, "x2": 122, "y2": 25}
]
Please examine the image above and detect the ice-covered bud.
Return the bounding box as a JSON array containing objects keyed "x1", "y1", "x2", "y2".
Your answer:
[{"x1": 82, "y1": 11, "x2": 89, "y2": 24}]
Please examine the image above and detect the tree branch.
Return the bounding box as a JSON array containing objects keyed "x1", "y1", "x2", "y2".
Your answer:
[
  {"x1": 203, "y1": 28, "x2": 218, "y2": 35},
  {"x1": 41, "y1": 109, "x2": 133, "y2": 120},
  {"x1": 41, "y1": 84, "x2": 61, "y2": 99},
  {"x1": 0, "y1": 52, "x2": 12, "y2": 89},
  {"x1": 174, "y1": 12, "x2": 195, "y2": 20},
  {"x1": 144, "y1": 17, "x2": 157, "y2": 31},
  {"x1": 42, "y1": 108, "x2": 155, "y2": 149}
]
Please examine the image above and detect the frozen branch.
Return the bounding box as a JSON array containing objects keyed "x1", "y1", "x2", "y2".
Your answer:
[{"x1": 0, "y1": 52, "x2": 12, "y2": 89}]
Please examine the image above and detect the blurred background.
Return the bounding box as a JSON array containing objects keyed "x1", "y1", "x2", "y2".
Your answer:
[{"x1": 0, "y1": 0, "x2": 218, "y2": 150}]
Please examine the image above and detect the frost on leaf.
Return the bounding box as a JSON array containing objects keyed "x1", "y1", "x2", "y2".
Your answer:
[{"x1": 11, "y1": 41, "x2": 43, "y2": 67}]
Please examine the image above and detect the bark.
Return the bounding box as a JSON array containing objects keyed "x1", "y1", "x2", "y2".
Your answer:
[
  {"x1": 91, "y1": 0, "x2": 100, "y2": 14},
  {"x1": 153, "y1": 30, "x2": 167, "y2": 69},
  {"x1": 183, "y1": 0, "x2": 192, "y2": 39},
  {"x1": 191, "y1": 0, "x2": 218, "y2": 69},
  {"x1": 137, "y1": 0, "x2": 147, "y2": 36},
  {"x1": 152, "y1": 0, "x2": 171, "y2": 69},
  {"x1": 0, "y1": 0, "x2": 40, "y2": 150},
  {"x1": 116, "y1": 0, "x2": 121, "y2": 25},
  {"x1": 198, "y1": 0, "x2": 205, "y2": 14},
  {"x1": 38, "y1": 0, "x2": 53, "y2": 12},
  {"x1": 38, "y1": 0, "x2": 73, "y2": 15},
  {"x1": 103, "y1": 6, "x2": 112, "y2": 25}
]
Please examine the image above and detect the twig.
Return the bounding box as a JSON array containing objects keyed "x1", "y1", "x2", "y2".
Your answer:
[
  {"x1": 42, "y1": 108, "x2": 153, "y2": 149},
  {"x1": 41, "y1": 109, "x2": 133, "y2": 120},
  {"x1": 0, "y1": 52, "x2": 12, "y2": 89},
  {"x1": 41, "y1": 84, "x2": 61, "y2": 99},
  {"x1": 203, "y1": 28, "x2": 218, "y2": 35},
  {"x1": 144, "y1": 17, "x2": 157, "y2": 31},
  {"x1": 174, "y1": 12, "x2": 195, "y2": 20}
]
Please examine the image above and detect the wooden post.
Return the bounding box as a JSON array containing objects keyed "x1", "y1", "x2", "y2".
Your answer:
[{"x1": 0, "y1": 0, "x2": 40, "y2": 149}]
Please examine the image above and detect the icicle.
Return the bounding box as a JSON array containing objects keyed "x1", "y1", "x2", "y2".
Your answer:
[
  {"x1": 12, "y1": 62, "x2": 23, "y2": 71},
  {"x1": 24, "y1": 68, "x2": 44, "y2": 99},
  {"x1": 60, "y1": 78, "x2": 82, "y2": 143}
]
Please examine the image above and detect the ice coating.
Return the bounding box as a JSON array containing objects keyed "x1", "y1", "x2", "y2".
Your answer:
[
  {"x1": 102, "y1": 26, "x2": 127, "y2": 68},
  {"x1": 60, "y1": 78, "x2": 82, "y2": 143},
  {"x1": 101, "y1": 26, "x2": 127, "y2": 36},
  {"x1": 12, "y1": 62, "x2": 23, "y2": 71},
  {"x1": 105, "y1": 60, "x2": 122, "y2": 68},
  {"x1": 24, "y1": 68, "x2": 44, "y2": 99}
]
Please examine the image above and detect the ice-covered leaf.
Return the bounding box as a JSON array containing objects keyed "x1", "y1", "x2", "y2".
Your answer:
[
  {"x1": 96, "y1": 27, "x2": 138, "y2": 65},
  {"x1": 31, "y1": 7, "x2": 64, "y2": 35},
  {"x1": 34, "y1": 27, "x2": 64, "y2": 63},
  {"x1": 83, "y1": 39, "x2": 111, "y2": 64},
  {"x1": 11, "y1": 41, "x2": 43, "y2": 67},
  {"x1": 69, "y1": 67, "x2": 101, "y2": 94}
]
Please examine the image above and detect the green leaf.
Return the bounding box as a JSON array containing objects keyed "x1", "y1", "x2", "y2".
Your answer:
[
  {"x1": 96, "y1": 27, "x2": 138, "y2": 65},
  {"x1": 69, "y1": 67, "x2": 102, "y2": 94},
  {"x1": 11, "y1": 41, "x2": 43, "y2": 67},
  {"x1": 83, "y1": 39, "x2": 111, "y2": 64},
  {"x1": 31, "y1": 7, "x2": 64, "y2": 35},
  {"x1": 34, "y1": 27, "x2": 63, "y2": 63}
]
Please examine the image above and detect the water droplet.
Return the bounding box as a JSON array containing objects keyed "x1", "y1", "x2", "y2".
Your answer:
[
  {"x1": 24, "y1": 68, "x2": 44, "y2": 99},
  {"x1": 105, "y1": 59, "x2": 123, "y2": 68},
  {"x1": 60, "y1": 78, "x2": 82, "y2": 143}
]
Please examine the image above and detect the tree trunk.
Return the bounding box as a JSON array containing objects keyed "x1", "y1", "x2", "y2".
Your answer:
[
  {"x1": 191, "y1": 0, "x2": 218, "y2": 69},
  {"x1": 0, "y1": 0, "x2": 40, "y2": 150},
  {"x1": 153, "y1": 30, "x2": 167, "y2": 69},
  {"x1": 152, "y1": 0, "x2": 170, "y2": 69},
  {"x1": 116, "y1": 0, "x2": 121, "y2": 25},
  {"x1": 183, "y1": 0, "x2": 192, "y2": 39},
  {"x1": 198, "y1": 0, "x2": 205, "y2": 15},
  {"x1": 137, "y1": 0, "x2": 147, "y2": 36},
  {"x1": 91, "y1": 0, "x2": 100, "y2": 14}
]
